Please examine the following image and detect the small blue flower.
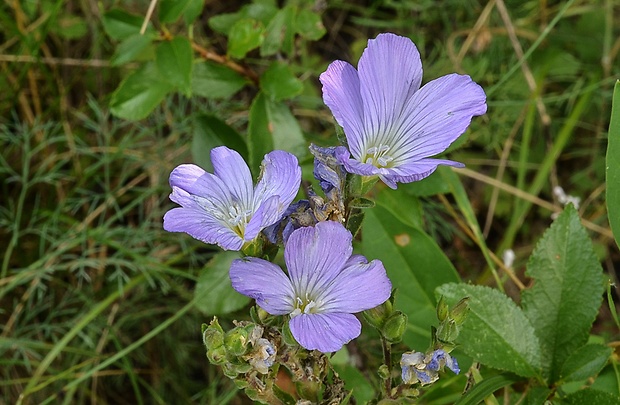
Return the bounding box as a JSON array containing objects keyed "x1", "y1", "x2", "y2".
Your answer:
[
  {"x1": 427, "y1": 349, "x2": 460, "y2": 374},
  {"x1": 400, "y1": 349, "x2": 459, "y2": 386}
]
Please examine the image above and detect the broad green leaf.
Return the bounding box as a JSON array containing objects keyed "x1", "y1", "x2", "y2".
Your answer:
[
  {"x1": 156, "y1": 37, "x2": 193, "y2": 96},
  {"x1": 362, "y1": 206, "x2": 459, "y2": 348},
  {"x1": 209, "y1": 2, "x2": 277, "y2": 35},
  {"x1": 247, "y1": 92, "x2": 306, "y2": 176},
  {"x1": 374, "y1": 187, "x2": 423, "y2": 229},
  {"x1": 521, "y1": 205, "x2": 605, "y2": 382},
  {"x1": 159, "y1": 0, "x2": 203, "y2": 24},
  {"x1": 606, "y1": 80, "x2": 620, "y2": 248},
  {"x1": 559, "y1": 344, "x2": 612, "y2": 383},
  {"x1": 110, "y1": 63, "x2": 173, "y2": 120},
  {"x1": 437, "y1": 283, "x2": 543, "y2": 378},
  {"x1": 192, "y1": 61, "x2": 248, "y2": 99},
  {"x1": 260, "y1": 61, "x2": 303, "y2": 101},
  {"x1": 454, "y1": 374, "x2": 521, "y2": 405},
  {"x1": 102, "y1": 9, "x2": 151, "y2": 40},
  {"x1": 294, "y1": 9, "x2": 325, "y2": 40},
  {"x1": 194, "y1": 251, "x2": 251, "y2": 315},
  {"x1": 111, "y1": 33, "x2": 154, "y2": 66},
  {"x1": 401, "y1": 168, "x2": 450, "y2": 197},
  {"x1": 261, "y1": 5, "x2": 295, "y2": 56},
  {"x1": 332, "y1": 364, "x2": 375, "y2": 404},
  {"x1": 227, "y1": 18, "x2": 265, "y2": 59},
  {"x1": 560, "y1": 388, "x2": 620, "y2": 405},
  {"x1": 192, "y1": 114, "x2": 248, "y2": 171}
]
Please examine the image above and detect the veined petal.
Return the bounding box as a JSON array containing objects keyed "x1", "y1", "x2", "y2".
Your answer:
[
  {"x1": 230, "y1": 257, "x2": 295, "y2": 315},
  {"x1": 244, "y1": 195, "x2": 281, "y2": 241},
  {"x1": 253, "y1": 150, "x2": 301, "y2": 211},
  {"x1": 380, "y1": 158, "x2": 464, "y2": 188},
  {"x1": 390, "y1": 73, "x2": 487, "y2": 163},
  {"x1": 211, "y1": 146, "x2": 254, "y2": 209},
  {"x1": 289, "y1": 313, "x2": 361, "y2": 353},
  {"x1": 319, "y1": 61, "x2": 366, "y2": 158},
  {"x1": 319, "y1": 255, "x2": 391, "y2": 313},
  {"x1": 357, "y1": 33, "x2": 423, "y2": 153},
  {"x1": 163, "y1": 205, "x2": 243, "y2": 250},
  {"x1": 169, "y1": 164, "x2": 232, "y2": 210},
  {"x1": 285, "y1": 222, "x2": 353, "y2": 299}
]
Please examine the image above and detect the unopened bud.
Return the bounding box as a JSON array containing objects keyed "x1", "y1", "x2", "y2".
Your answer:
[
  {"x1": 377, "y1": 364, "x2": 390, "y2": 380},
  {"x1": 382, "y1": 311, "x2": 407, "y2": 343},
  {"x1": 436, "y1": 296, "x2": 449, "y2": 322},
  {"x1": 225, "y1": 326, "x2": 250, "y2": 356},
  {"x1": 203, "y1": 318, "x2": 225, "y2": 349},
  {"x1": 450, "y1": 297, "x2": 470, "y2": 325},
  {"x1": 363, "y1": 299, "x2": 394, "y2": 330},
  {"x1": 436, "y1": 319, "x2": 459, "y2": 343}
]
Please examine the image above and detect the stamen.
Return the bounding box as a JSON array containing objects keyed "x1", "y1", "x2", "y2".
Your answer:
[{"x1": 364, "y1": 143, "x2": 394, "y2": 168}]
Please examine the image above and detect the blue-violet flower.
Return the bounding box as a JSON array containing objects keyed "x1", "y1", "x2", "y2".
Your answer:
[
  {"x1": 230, "y1": 221, "x2": 392, "y2": 353},
  {"x1": 320, "y1": 33, "x2": 487, "y2": 189},
  {"x1": 163, "y1": 146, "x2": 301, "y2": 250},
  {"x1": 400, "y1": 349, "x2": 460, "y2": 386}
]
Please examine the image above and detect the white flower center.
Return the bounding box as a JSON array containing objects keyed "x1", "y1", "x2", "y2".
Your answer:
[
  {"x1": 363, "y1": 144, "x2": 394, "y2": 168},
  {"x1": 290, "y1": 294, "x2": 321, "y2": 318},
  {"x1": 195, "y1": 194, "x2": 253, "y2": 237}
]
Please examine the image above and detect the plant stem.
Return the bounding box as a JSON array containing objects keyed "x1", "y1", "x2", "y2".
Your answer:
[{"x1": 382, "y1": 336, "x2": 393, "y2": 398}]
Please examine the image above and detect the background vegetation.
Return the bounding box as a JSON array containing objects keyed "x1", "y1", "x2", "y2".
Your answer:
[{"x1": 1, "y1": 0, "x2": 619, "y2": 403}]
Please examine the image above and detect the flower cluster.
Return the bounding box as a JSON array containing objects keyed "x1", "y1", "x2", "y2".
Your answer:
[{"x1": 400, "y1": 349, "x2": 460, "y2": 386}]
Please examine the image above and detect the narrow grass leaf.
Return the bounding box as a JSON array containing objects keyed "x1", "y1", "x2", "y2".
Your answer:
[
  {"x1": 437, "y1": 283, "x2": 543, "y2": 378},
  {"x1": 194, "y1": 252, "x2": 250, "y2": 315},
  {"x1": 606, "y1": 80, "x2": 620, "y2": 248},
  {"x1": 363, "y1": 206, "x2": 459, "y2": 348},
  {"x1": 559, "y1": 344, "x2": 612, "y2": 383},
  {"x1": 521, "y1": 205, "x2": 605, "y2": 382}
]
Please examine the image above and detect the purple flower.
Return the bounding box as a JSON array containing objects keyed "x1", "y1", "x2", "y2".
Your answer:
[
  {"x1": 400, "y1": 349, "x2": 460, "y2": 386},
  {"x1": 230, "y1": 221, "x2": 392, "y2": 353},
  {"x1": 320, "y1": 33, "x2": 487, "y2": 189},
  {"x1": 163, "y1": 146, "x2": 301, "y2": 250}
]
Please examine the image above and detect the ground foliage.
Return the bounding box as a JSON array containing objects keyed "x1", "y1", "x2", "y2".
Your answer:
[{"x1": 1, "y1": 0, "x2": 620, "y2": 404}]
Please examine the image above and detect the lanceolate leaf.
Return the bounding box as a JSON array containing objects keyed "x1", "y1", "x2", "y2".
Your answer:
[
  {"x1": 521, "y1": 204, "x2": 605, "y2": 382},
  {"x1": 363, "y1": 207, "x2": 459, "y2": 348},
  {"x1": 156, "y1": 37, "x2": 193, "y2": 96},
  {"x1": 437, "y1": 283, "x2": 543, "y2": 378},
  {"x1": 606, "y1": 80, "x2": 620, "y2": 248},
  {"x1": 559, "y1": 344, "x2": 612, "y2": 383},
  {"x1": 191, "y1": 61, "x2": 248, "y2": 99}
]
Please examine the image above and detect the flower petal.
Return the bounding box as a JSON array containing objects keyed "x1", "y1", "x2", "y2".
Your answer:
[
  {"x1": 289, "y1": 312, "x2": 361, "y2": 352},
  {"x1": 319, "y1": 60, "x2": 366, "y2": 158},
  {"x1": 284, "y1": 221, "x2": 353, "y2": 298},
  {"x1": 169, "y1": 164, "x2": 232, "y2": 210},
  {"x1": 230, "y1": 257, "x2": 295, "y2": 315},
  {"x1": 319, "y1": 255, "x2": 391, "y2": 313},
  {"x1": 380, "y1": 157, "x2": 464, "y2": 188},
  {"x1": 253, "y1": 150, "x2": 301, "y2": 217},
  {"x1": 390, "y1": 73, "x2": 487, "y2": 163},
  {"x1": 244, "y1": 195, "x2": 280, "y2": 241},
  {"x1": 211, "y1": 146, "x2": 254, "y2": 209},
  {"x1": 357, "y1": 33, "x2": 423, "y2": 155}
]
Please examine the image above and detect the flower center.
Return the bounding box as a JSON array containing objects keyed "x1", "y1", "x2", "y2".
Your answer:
[
  {"x1": 364, "y1": 144, "x2": 394, "y2": 168},
  {"x1": 290, "y1": 294, "x2": 320, "y2": 318}
]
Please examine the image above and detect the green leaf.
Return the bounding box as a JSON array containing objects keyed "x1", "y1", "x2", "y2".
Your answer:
[
  {"x1": 559, "y1": 344, "x2": 612, "y2": 383},
  {"x1": 521, "y1": 204, "x2": 605, "y2": 382},
  {"x1": 191, "y1": 61, "x2": 248, "y2": 99},
  {"x1": 227, "y1": 18, "x2": 265, "y2": 59},
  {"x1": 247, "y1": 92, "x2": 306, "y2": 176},
  {"x1": 261, "y1": 5, "x2": 295, "y2": 56},
  {"x1": 362, "y1": 206, "x2": 459, "y2": 348},
  {"x1": 437, "y1": 283, "x2": 543, "y2": 378},
  {"x1": 294, "y1": 9, "x2": 325, "y2": 40},
  {"x1": 156, "y1": 37, "x2": 193, "y2": 96},
  {"x1": 192, "y1": 114, "x2": 248, "y2": 171},
  {"x1": 102, "y1": 9, "x2": 151, "y2": 40},
  {"x1": 110, "y1": 63, "x2": 173, "y2": 120},
  {"x1": 209, "y1": 2, "x2": 277, "y2": 35},
  {"x1": 260, "y1": 61, "x2": 303, "y2": 101},
  {"x1": 194, "y1": 252, "x2": 251, "y2": 315},
  {"x1": 111, "y1": 33, "x2": 154, "y2": 66},
  {"x1": 455, "y1": 374, "x2": 521, "y2": 405},
  {"x1": 375, "y1": 187, "x2": 423, "y2": 229},
  {"x1": 400, "y1": 169, "x2": 451, "y2": 197},
  {"x1": 52, "y1": 15, "x2": 88, "y2": 40},
  {"x1": 159, "y1": 0, "x2": 203, "y2": 24},
  {"x1": 560, "y1": 388, "x2": 620, "y2": 405},
  {"x1": 606, "y1": 80, "x2": 620, "y2": 248}
]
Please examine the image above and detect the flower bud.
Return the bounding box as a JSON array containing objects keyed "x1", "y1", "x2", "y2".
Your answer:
[
  {"x1": 377, "y1": 364, "x2": 390, "y2": 380},
  {"x1": 363, "y1": 299, "x2": 394, "y2": 330},
  {"x1": 202, "y1": 318, "x2": 225, "y2": 350},
  {"x1": 382, "y1": 311, "x2": 407, "y2": 343},
  {"x1": 435, "y1": 319, "x2": 459, "y2": 344},
  {"x1": 225, "y1": 326, "x2": 250, "y2": 356},
  {"x1": 436, "y1": 296, "x2": 449, "y2": 322},
  {"x1": 450, "y1": 297, "x2": 470, "y2": 325}
]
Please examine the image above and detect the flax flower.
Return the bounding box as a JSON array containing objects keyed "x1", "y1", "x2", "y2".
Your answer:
[
  {"x1": 230, "y1": 221, "x2": 392, "y2": 353},
  {"x1": 163, "y1": 146, "x2": 301, "y2": 250},
  {"x1": 320, "y1": 33, "x2": 487, "y2": 189}
]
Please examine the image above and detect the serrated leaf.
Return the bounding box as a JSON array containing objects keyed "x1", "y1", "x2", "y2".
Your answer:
[
  {"x1": 159, "y1": 0, "x2": 203, "y2": 24},
  {"x1": 192, "y1": 114, "x2": 248, "y2": 171},
  {"x1": 227, "y1": 18, "x2": 265, "y2": 59},
  {"x1": 156, "y1": 37, "x2": 193, "y2": 96},
  {"x1": 559, "y1": 344, "x2": 612, "y2": 383},
  {"x1": 247, "y1": 92, "x2": 306, "y2": 176},
  {"x1": 521, "y1": 205, "x2": 605, "y2": 382},
  {"x1": 606, "y1": 80, "x2": 620, "y2": 248},
  {"x1": 261, "y1": 6, "x2": 295, "y2": 56},
  {"x1": 111, "y1": 33, "x2": 154, "y2": 66},
  {"x1": 437, "y1": 283, "x2": 543, "y2": 378},
  {"x1": 260, "y1": 61, "x2": 303, "y2": 101},
  {"x1": 194, "y1": 251, "x2": 251, "y2": 315},
  {"x1": 560, "y1": 388, "x2": 620, "y2": 405},
  {"x1": 362, "y1": 206, "x2": 459, "y2": 348},
  {"x1": 191, "y1": 61, "x2": 248, "y2": 99},
  {"x1": 110, "y1": 63, "x2": 173, "y2": 120},
  {"x1": 102, "y1": 9, "x2": 151, "y2": 40},
  {"x1": 294, "y1": 9, "x2": 325, "y2": 40}
]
